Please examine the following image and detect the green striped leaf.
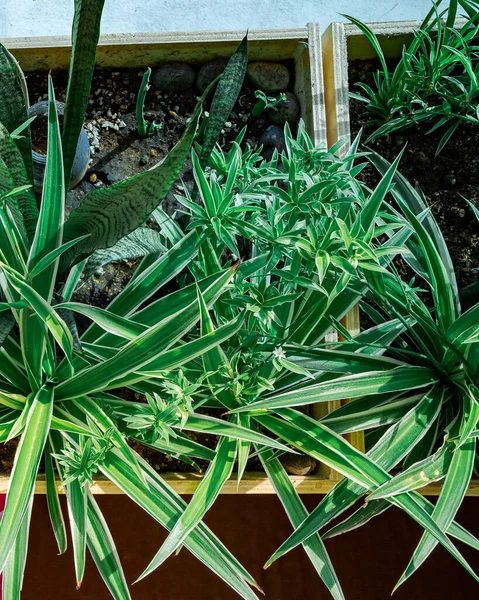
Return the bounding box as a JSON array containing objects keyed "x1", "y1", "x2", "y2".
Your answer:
[{"x1": 0, "y1": 383, "x2": 53, "y2": 572}]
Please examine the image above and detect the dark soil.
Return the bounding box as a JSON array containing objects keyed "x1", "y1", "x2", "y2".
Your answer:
[
  {"x1": 349, "y1": 58, "x2": 479, "y2": 294},
  {"x1": 30, "y1": 112, "x2": 50, "y2": 154}
]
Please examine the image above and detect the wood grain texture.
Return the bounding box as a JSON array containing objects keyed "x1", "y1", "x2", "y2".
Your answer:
[{"x1": 4, "y1": 473, "x2": 479, "y2": 496}]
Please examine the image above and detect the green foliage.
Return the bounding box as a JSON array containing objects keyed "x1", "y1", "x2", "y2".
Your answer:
[
  {"x1": 251, "y1": 90, "x2": 287, "y2": 118},
  {"x1": 135, "y1": 68, "x2": 162, "y2": 138},
  {"x1": 348, "y1": 0, "x2": 479, "y2": 152},
  {"x1": 235, "y1": 152, "x2": 479, "y2": 594},
  {"x1": 0, "y1": 78, "x2": 262, "y2": 599},
  {"x1": 62, "y1": 0, "x2": 106, "y2": 185},
  {"x1": 199, "y1": 33, "x2": 249, "y2": 167}
]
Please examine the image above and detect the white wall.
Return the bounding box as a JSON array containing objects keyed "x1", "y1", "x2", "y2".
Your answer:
[{"x1": 1, "y1": 0, "x2": 443, "y2": 38}]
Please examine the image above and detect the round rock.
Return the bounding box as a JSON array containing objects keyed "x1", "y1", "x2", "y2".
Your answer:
[
  {"x1": 280, "y1": 453, "x2": 317, "y2": 476},
  {"x1": 266, "y1": 91, "x2": 300, "y2": 126},
  {"x1": 152, "y1": 62, "x2": 195, "y2": 92},
  {"x1": 247, "y1": 61, "x2": 290, "y2": 92},
  {"x1": 197, "y1": 59, "x2": 228, "y2": 92},
  {"x1": 259, "y1": 125, "x2": 286, "y2": 161}
]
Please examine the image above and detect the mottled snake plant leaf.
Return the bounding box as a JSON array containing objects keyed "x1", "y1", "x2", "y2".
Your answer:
[
  {"x1": 0, "y1": 121, "x2": 38, "y2": 243},
  {"x1": 199, "y1": 33, "x2": 248, "y2": 168},
  {"x1": 62, "y1": 0, "x2": 106, "y2": 186},
  {"x1": 60, "y1": 86, "x2": 206, "y2": 271},
  {"x1": 0, "y1": 44, "x2": 34, "y2": 186}
]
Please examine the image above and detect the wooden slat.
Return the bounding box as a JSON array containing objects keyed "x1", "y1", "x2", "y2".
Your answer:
[{"x1": 6, "y1": 473, "x2": 479, "y2": 496}]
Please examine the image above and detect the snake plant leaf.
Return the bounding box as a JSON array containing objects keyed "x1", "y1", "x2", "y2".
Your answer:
[
  {"x1": 45, "y1": 439, "x2": 68, "y2": 555},
  {"x1": 65, "y1": 479, "x2": 88, "y2": 589},
  {"x1": 84, "y1": 227, "x2": 167, "y2": 279},
  {"x1": 137, "y1": 435, "x2": 237, "y2": 581},
  {"x1": 199, "y1": 33, "x2": 248, "y2": 168},
  {"x1": 101, "y1": 449, "x2": 259, "y2": 600},
  {"x1": 86, "y1": 493, "x2": 132, "y2": 600},
  {"x1": 265, "y1": 385, "x2": 443, "y2": 566},
  {"x1": 0, "y1": 122, "x2": 37, "y2": 243},
  {"x1": 0, "y1": 383, "x2": 53, "y2": 573},
  {"x1": 259, "y1": 448, "x2": 345, "y2": 600},
  {"x1": 2, "y1": 496, "x2": 33, "y2": 600},
  {"x1": 231, "y1": 367, "x2": 439, "y2": 413},
  {"x1": 62, "y1": 0, "x2": 106, "y2": 185},
  {"x1": 0, "y1": 44, "x2": 34, "y2": 186},
  {"x1": 61, "y1": 87, "x2": 206, "y2": 271}
]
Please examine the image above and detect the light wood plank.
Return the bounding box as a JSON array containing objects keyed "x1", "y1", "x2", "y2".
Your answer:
[{"x1": 4, "y1": 473, "x2": 478, "y2": 496}]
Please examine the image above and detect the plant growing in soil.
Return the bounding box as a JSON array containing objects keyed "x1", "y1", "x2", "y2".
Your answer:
[
  {"x1": 347, "y1": 0, "x2": 479, "y2": 153},
  {"x1": 154, "y1": 124, "x2": 430, "y2": 597},
  {"x1": 0, "y1": 77, "x2": 296, "y2": 598},
  {"x1": 135, "y1": 67, "x2": 162, "y2": 137},
  {"x1": 251, "y1": 90, "x2": 287, "y2": 118},
  {"x1": 236, "y1": 152, "x2": 479, "y2": 594}
]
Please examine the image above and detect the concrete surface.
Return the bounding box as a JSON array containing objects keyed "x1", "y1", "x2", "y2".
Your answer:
[{"x1": 1, "y1": 0, "x2": 444, "y2": 38}]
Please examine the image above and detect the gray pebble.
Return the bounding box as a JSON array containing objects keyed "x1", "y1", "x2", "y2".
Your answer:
[
  {"x1": 444, "y1": 172, "x2": 457, "y2": 187},
  {"x1": 197, "y1": 59, "x2": 228, "y2": 92},
  {"x1": 259, "y1": 125, "x2": 286, "y2": 161},
  {"x1": 139, "y1": 154, "x2": 150, "y2": 166},
  {"x1": 266, "y1": 91, "x2": 300, "y2": 126},
  {"x1": 152, "y1": 62, "x2": 195, "y2": 92},
  {"x1": 280, "y1": 453, "x2": 317, "y2": 476},
  {"x1": 247, "y1": 61, "x2": 290, "y2": 92}
]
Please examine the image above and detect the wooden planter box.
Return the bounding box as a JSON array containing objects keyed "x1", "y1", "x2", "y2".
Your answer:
[
  {"x1": 1, "y1": 24, "x2": 336, "y2": 495},
  {"x1": 321, "y1": 19, "x2": 479, "y2": 497}
]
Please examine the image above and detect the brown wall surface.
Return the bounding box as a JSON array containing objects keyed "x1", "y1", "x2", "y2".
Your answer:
[{"x1": 23, "y1": 494, "x2": 479, "y2": 599}]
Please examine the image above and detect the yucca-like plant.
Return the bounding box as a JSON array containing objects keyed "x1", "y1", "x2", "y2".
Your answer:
[
  {"x1": 229, "y1": 151, "x2": 479, "y2": 594},
  {"x1": 145, "y1": 125, "x2": 440, "y2": 599},
  {"x1": 0, "y1": 74, "x2": 301, "y2": 598},
  {"x1": 348, "y1": 0, "x2": 479, "y2": 153}
]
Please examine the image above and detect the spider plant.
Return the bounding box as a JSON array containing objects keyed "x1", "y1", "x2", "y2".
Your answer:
[
  {"x1": 150, "y1": 124, "x2": 432, "y2": 598},
  {"x1": 230, "y1": 150, "x2": 479, "y2": 594},
  {"x1": 348, "y1": 0, "x2": 479, "y2": 153}
]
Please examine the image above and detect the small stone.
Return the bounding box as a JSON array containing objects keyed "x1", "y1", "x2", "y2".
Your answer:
[
  {"x1": 247, "y1": 61, "x2": 290, "y2": 92},
  {"x1": 266, "y1": 92, "x2": 300, "y2": 126},
  {"x1": 459, "y1": 208, "x2": 466, "y2": 218},
  {"x1": 89, "y1": 173, "x2": 97, "y2": 184},
  {"x1": 280, "y1": 453, "x2": 317, "y2": 476},
  {"x1": 150, "y1": 148, "x2": 158, "y2": 157},
  {"x1": 152, "y1": 62, "x2": 195, "y2": 92},
  {"x1": 444, "y1": 172, "x2": 456, "y2": 187},
  {"x1": 259, "y1": 125, "x2": 286, "y2": 161},
  {"x1": 139, "y1": 154, "x2": 149, "y2": 166},
  {"x1": 196, "y1": 59, "x2": 228, "y2": 92}
]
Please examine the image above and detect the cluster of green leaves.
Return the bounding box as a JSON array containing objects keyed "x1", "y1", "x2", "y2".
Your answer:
[
  {"x1": 157, "y1": 121, "x2": 451, "y2": 597},
  {"x1": 0, "y1": 2, "x2": 267, "y2": 598},
  {"x1": 135, "y1": 68, "x2": 162, "y2": 138},
  {"x1": 219, "y1": 150, "x2": 479, "y2": 596},
  {"x1": 348, "y1": 0, "x2": 479, "y2": 153},
  {"x1": 251, "y1": 90, "x2": 287, "y2": 118}
]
